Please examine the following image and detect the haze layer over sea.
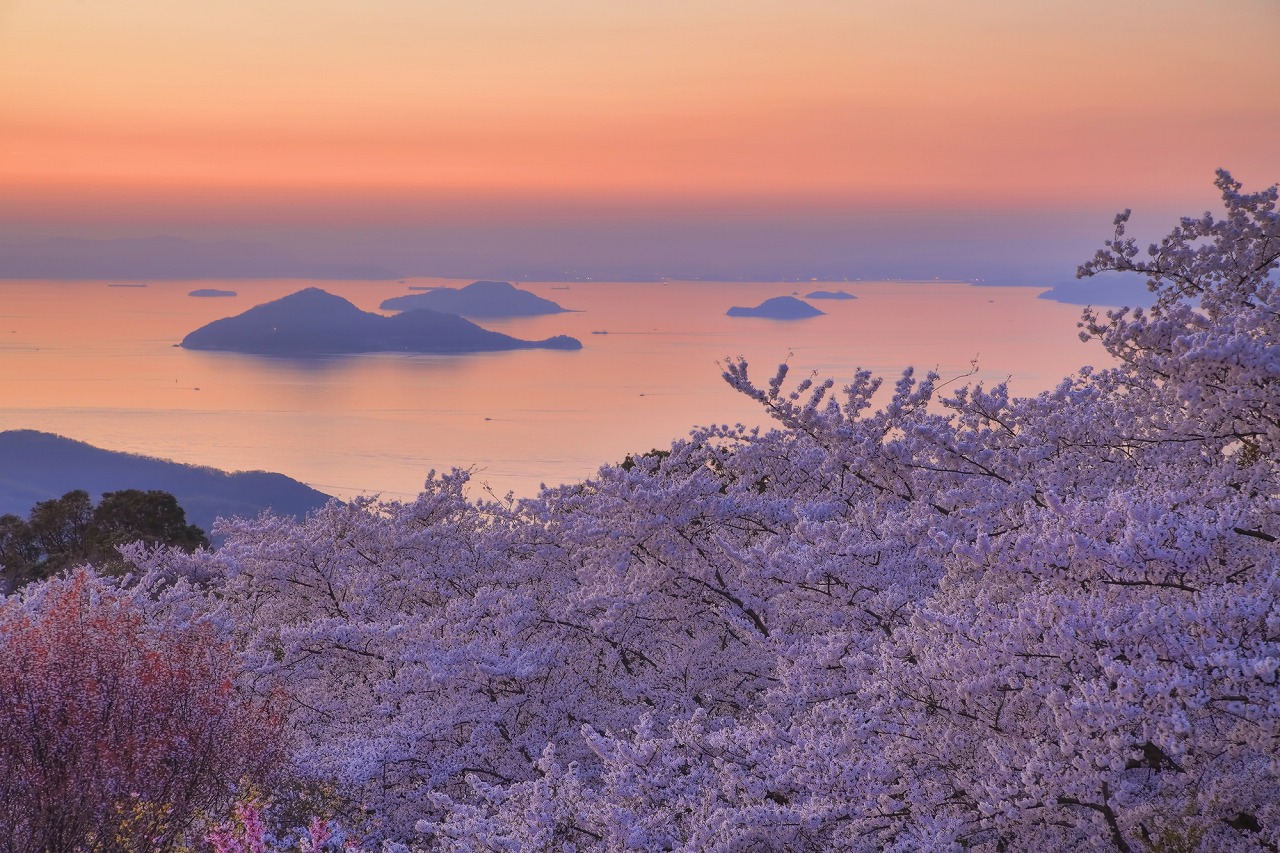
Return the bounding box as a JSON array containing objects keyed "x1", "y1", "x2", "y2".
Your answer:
[{"x1": 0, "y1": 278, "x2": 1104, "y2": 501}]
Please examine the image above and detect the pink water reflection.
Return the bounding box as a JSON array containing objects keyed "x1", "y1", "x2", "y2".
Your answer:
[{"x1": 0, "y1": 278, "x2": 1104, "y2": 501}]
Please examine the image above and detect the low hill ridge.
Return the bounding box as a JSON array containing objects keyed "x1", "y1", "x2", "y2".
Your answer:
[{"x1": 0, "y1": 430, "x2": 332, "y2": 535}]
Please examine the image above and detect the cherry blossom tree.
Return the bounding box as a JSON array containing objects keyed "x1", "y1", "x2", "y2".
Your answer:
[{"x1": 142, "y1": 170, "x2": 1277, "y2": 851}]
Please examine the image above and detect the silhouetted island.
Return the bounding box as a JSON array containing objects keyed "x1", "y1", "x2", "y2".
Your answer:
[
  {"x1": 189, "y1": 288, "x2": 238, "y2": 298},
  {"x1": 380, "y1": 280, "x2": 571, "y2": 317},
  {"x1": 0, "y1": 430, "x2": 331, "y2": 537},
  {"x1": 805, "y1": 290, "x2": 857, "y2": 300},
  {"x1": 726, "y1": 296, "x2": 825, "y2": 319},
  {"x1": 180, "y1": 288, "x2": 581, "y2": 355}
]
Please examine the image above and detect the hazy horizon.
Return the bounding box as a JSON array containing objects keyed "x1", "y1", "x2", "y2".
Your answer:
[{"x1": 0, "y1": 204, "x2": 1137, "y2": 284}]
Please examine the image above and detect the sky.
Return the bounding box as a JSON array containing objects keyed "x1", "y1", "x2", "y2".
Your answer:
[{"x1": 1, "y1": 0, "x2": 1277, "y2": 281}]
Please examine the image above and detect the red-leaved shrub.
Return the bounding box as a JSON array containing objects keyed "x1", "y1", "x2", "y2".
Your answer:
[{"x1": 0, "y1": 570, "x2": 284, "y2": 853}]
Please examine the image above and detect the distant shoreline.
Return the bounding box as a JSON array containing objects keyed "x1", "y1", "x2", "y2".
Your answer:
[{"x1": 1, "y1": 274, "x2": 1147, "y2": 308}]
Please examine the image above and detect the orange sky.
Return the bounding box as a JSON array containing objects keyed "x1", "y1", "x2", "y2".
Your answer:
[{"x1": 1, "y1": 0, "x2": 1277, "y2": 235}]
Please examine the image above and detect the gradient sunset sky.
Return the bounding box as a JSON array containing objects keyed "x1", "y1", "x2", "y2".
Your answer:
[{"x1": 2, "y1": 0, "x2": 1277, "y2": 281}]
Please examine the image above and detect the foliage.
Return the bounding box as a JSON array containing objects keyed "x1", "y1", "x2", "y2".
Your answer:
[
  {"x1": 204, "y1": 796, "x2": 365, "y2": 853},
  {"x1": 0, "y1": 571, "x2": 284, "y2": 853},
  {"x1": 127, "y1": 171, "x2": 1280, "y2": 851},
  {"x1": 619, "y1": 448, "x2": 671, "y2": 471},
  {"x1": 0, "y1": 489, "x2": 208, "y2": 590}
]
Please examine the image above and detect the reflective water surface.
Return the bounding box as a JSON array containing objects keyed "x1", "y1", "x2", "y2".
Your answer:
[{"x1": 0, "y1": 279, "x2": 1104, "y2": 501}]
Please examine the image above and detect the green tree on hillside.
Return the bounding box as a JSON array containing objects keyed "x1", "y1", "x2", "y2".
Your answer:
[{"x1": 0, "y1": 489, "x2": 208, "y2": 590}]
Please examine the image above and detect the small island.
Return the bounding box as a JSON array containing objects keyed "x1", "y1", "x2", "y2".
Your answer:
[
  {"x1": 726, "y1": 295, "x2": 825, "y2": 319},
  {"x1": 805, "y1": 290, "x2": 857, "y2": 300},
  {"x1": 189, "y1": 288, "x2": 238, "y2": 298},
  {"x1": 180, "y1": 288, "x2": 582, "y2": 355},
  {"x1": 380, "y1": 280, "x2": 571, "y2": 317}
]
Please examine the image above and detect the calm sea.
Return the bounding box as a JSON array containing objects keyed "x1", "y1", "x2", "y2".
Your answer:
[{"x1": 0, "y1": 279, "x2": 1102, "y2": 501}]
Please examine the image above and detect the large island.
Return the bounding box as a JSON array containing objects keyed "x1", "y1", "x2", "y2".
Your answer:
[
  {"x1": 379, "y1": 280, "x2": 571, "y2": 317},
  {"x1": 726, "y1": 295, "x2": 825, "y2": 319},
  {"x1": 180, "y1": 288, "x2": 582, "y2": 355}
]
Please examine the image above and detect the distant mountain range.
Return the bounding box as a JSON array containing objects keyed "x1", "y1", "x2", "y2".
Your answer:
[
  {"x1": 380, "y1": 280, "x2": 572, "y2": 317},
  {"x1": 0, "y1": 236, "x2": 400, "y2": 280},
  {"x1": 0, "y1": 430, "x2": 332, "y2": 536},
  {"x1": 181, "y1": 287, "x2": 582, "y2": 355},
  {"x1": 0, "y1": 233, "x2": 1094, "y2": 287}
]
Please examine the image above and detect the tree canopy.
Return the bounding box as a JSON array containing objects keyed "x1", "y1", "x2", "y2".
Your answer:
[
  {"x1": 0, "y1": 571, "x2": 283, "y2": 853},
  {"x1": 0, "y1": 489, "x2": 207, "y2": 590}
]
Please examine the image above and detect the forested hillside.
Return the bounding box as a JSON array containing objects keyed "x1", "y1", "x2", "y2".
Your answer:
[
  {"x1": 0, "y1": 430, "x2": 331, "y2": 535},
  {"x1": 3, "y1": 172, "x2": 1277, "y2": 852}
]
